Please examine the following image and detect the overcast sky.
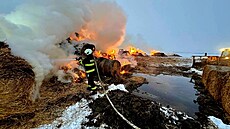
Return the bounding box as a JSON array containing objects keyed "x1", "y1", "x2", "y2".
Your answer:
[
  {"x1": 116, "y1": 0, "x2": 230, "y2": 54},
  {"x1": 1, "y1": 0, "x2": 230, "y2": 54}
]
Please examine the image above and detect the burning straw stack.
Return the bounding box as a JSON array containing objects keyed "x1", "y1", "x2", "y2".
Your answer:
[{"x1": 0, "y1": 41, "x2": 35, "y2": 120}]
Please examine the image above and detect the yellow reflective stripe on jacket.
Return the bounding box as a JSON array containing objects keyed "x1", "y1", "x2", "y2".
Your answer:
[
  {"x1": 90, "y1": 59, "x2": 94, "y2": 62},
  {"x1": 91, "y1": 86, "x2": 97, "y2": 90},
  {"x1": 86, "y1": 69, "x2": 95, "y2": 73},
  {"x1": 79, "y1": 59, "x2": 83, "y2": 65},
  {"x1": 85, "y1": 63, "x2": 94, "y2": 66}
]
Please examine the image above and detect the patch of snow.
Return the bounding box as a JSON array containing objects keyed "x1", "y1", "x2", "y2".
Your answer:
[
  {"x1": 160, "y1": 106, "x2": 171, "y2": 118},
  {"x1": 36, "y1": 98, "x2": 92, "y2": 129},
  {"x1": 36, "y1": 84, "x2": 128, "y2": 129},
  {"x1": 90, "y1": 84, "x2": 128, "y2": 100},
  {"x1": 175, "y1": 58, "x2": 193, "y2": 67},
  {"x1": 161, "y1": 63, "x2": 173, "y2": 67},
  {"x1": 84, "y1": 124, "x2": 108, "y2": 129},
  {"x1": 160, "y1": 106, "x2": 193, "y2": 125},
  {"x1": 188, "y1": 68, "x2": 203, "y2": 75},
  {"x1": 208, "y1": 116, "x2": 230, "y2": 129},
  {"x1": 90, "y1": 92, "x2": 105, "y2": 100},
  {"x1": 175, "y1": 62, "x2": 191, "y2": 67},
  {"x1": 108, "y1": 84, "x2": 128, "y2": 92},
  {"x1": 177, "y1": 111, "x2": 183, "y2": 115}
]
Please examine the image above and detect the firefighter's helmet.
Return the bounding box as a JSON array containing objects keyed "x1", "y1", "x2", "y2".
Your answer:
[
  {"x1": 84, "y1": 48, "x2": 93, "y2": 55},
  {"x1": 81, "y1": 43, "x2": 95, "y2": 56}
]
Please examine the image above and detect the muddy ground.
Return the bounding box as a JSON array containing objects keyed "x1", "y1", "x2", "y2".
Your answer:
[
  {"x1": 134, "y1": 56, "x2": 193, "y2": 76},
  {"x1": 1, "y1": 55, "x2": 228, "y2": 129},
  {"x1": 134, "y1": 56, "x2": 229, "y2": 123},
  {"x1": 84, "y1": 56, "x2": 229, "y2": 129}
]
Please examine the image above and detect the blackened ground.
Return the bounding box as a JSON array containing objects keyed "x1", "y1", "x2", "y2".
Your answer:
[{"x1": 86, "y1": 91, "x2": 202, "y2": 129}]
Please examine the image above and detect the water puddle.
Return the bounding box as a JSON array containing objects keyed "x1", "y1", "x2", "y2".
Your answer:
[{"x1": 133, "y1": 73, "x2": 199, "y2": 117}]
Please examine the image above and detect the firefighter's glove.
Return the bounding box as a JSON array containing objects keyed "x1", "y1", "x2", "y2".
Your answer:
[
  {"x1": 76, "y1": 57, "x2": 82, "y2": 60},
  {"x1": 75, "y1": 57, "x2": 82, "y2": 64}
]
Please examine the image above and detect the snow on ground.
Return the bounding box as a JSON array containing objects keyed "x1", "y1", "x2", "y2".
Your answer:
[
  {"x1": 148, "y1": 57, "x2": 192, "y2": 67},
  {"x1": 174, "y1": 58, "x2": 192, "y2": 67},
  {"x1": 160, "y1": 106, "x2": 193, "y2": 125},
  {"x1": 35, "y1": 84, "x2": 128, "y2": 129},
  {"x1": 108, "y1": 84, "x2": 128, "y2": 92},
  {"x1": 37, "y1": 83, "x2": 224, "y2": 129},
  {"x1": 209, "y1": 116, "x2": 230, "y2": 129},
  {"x1": 90, "y1": 84, "x2": 129, "y2": 100},
  {"x1": 188, "y1": 68, "x2": 203, "y2": 75},
  {"x1": 36, "y1": 99, "x2": 93, "y2": 129}
]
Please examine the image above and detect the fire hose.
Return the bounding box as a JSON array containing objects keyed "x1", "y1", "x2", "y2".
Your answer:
[{"x1": 93, "y1": 57, "x2": 141, "y2": 129}]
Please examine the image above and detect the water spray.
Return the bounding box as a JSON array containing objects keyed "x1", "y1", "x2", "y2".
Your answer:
[{"x1": 52, "y1": 58, "x2": 76, "y2": 62}]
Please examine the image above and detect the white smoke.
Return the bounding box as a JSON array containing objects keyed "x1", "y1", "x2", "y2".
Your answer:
[
  {"x1": 82, "y1": 1, "x2": 126, "y2": 51},
  {"x1": 0, "y1": 0, "x2": 126, "y2": 101}
]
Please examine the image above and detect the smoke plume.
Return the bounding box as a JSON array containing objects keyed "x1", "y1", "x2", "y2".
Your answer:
[{"x1": 0, "y1": 0, "x2": 126, "y2": 101}]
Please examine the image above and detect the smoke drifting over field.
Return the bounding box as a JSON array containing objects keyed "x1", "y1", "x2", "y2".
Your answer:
[{"x1": 0, "y1": 0, "x2": 126, "y2": 100}]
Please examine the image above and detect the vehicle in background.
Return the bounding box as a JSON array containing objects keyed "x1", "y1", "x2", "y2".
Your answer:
[
  {"x1": 192, "y1": 48, "x2": 230, "y2": 68},
  {"x1": 218, "y1": 48, "x2": 230, "y2": 66}
]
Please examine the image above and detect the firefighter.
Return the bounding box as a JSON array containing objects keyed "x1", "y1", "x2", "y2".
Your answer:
[{"x1": 77, "y1": 44, "x2": 99, "y2": 94}]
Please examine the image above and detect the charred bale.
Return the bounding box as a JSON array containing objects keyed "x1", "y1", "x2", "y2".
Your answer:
[
  {"x1": 96, "y1": 57, "x2": 122, "y2": 82},
  {"x1": 120, "y1": 64, "x2": 134, "y2": 77},
  {"x1": 152, "y1": 52, "x2": 167, "y2": 57}
]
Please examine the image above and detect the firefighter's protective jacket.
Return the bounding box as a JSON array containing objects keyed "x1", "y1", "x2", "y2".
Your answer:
[{"x1": 79, "y1": 55, "x2": 96, "y2": 74}]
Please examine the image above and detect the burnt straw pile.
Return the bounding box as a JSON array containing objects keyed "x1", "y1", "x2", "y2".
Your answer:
[
  {"x1": 0, "y1": 41, "x2": 35, "y2": 120},
  {"x1": 86, "y1": 91, "x2": 203, "y2": 129}
]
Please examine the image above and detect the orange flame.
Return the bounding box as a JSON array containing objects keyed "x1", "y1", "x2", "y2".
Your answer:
[
  {"x1": 126, "y1": 46, "x2": 145, "y2": 56},
  {"x1": 59, "y1": 60, "x2": 87, "y2": 83},
  {"x1": 72, "y1": 72, "x2": 80, "y2": 82},
  {"x1": 150, "y1": 50, "x2": 160, "y2": 56},
  {"x1": 107, "y1": 49, "x2": 116, "y2": 60},
  {"x1": 94, "y1": 50, "x2": 102, "y2": 57},
  {"x1": 94, "y1": 49, "x2": 117, "y2": 60},
  {"x1": 129, "y1": 47, "x2": 136, "y2": 55},
  {"x1": 79, "y1": 70, "x2": 86, "y2": 78},
  {"x1": 120, "y1": 70, "x2": 127, "y2": 75}
]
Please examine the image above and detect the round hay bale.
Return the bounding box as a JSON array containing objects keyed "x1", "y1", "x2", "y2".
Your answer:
[
  {"x1": 96, "y1": 57, "x2": 121, "y2": 82},
  {"x1": 0, "y1": 42, "x2": 35, "y2": 119},
  {"x1": 221, "y1": 75, "x2": 230, "y2": 116}
]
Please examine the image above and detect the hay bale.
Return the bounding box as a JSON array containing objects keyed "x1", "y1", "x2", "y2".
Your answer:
[
  {"x1": 202, "y1": 65, "x2": 230, "y2": 116},
  {"x1": 207, "y1": 70, "x2": 228, "y2": 100},
  {"x1": 0, "y1": 41, "x2": 35, "y2": 119},
  {"x1": 96, "y1": 57, "x2": 121, "y2": 82},
  {"x1": 221, "y1": 76, "x2": 230, "y2": 116},
  {"x1": 202, "y1": 65, "x2": 230, "y2": 100},
  {"x1": 151, "y1": 52, "x2": 167, "y2": 57},
  {"x1": 202, "y1": 65, "x2": 214, "y2": 87}
]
